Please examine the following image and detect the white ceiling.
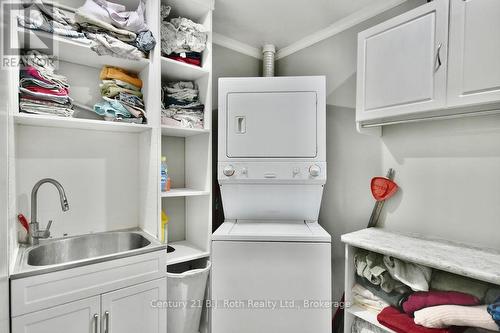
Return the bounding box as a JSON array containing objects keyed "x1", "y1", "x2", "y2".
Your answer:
[{"x1": 213, "y1": 0, "x2": 400, "y2": 49}]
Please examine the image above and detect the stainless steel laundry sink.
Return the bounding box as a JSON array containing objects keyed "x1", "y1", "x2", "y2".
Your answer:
[
  {"x1": 27, "y1": 232, "x2": 151, "y2": 266},
  {"x1": 11, "y1": 229, "x2": 166, "y2": 279}
]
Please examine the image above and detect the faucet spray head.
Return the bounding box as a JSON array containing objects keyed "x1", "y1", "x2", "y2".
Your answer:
[{"x1": 61, "y1": 197, "x2": 69, "y2": 211}]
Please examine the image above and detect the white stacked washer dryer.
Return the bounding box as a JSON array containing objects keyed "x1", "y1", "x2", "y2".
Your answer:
[{"x1": 212, "y1": 76, "x2": 331, "y2": 333}]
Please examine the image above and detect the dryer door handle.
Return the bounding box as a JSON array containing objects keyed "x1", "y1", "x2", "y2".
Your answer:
[{"x1": 235, "y1": 116, "x2": 246, "y2": 134}]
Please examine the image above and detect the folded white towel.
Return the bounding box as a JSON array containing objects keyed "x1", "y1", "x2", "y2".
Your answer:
[{"x1": 414, "y1": 305, "x2": 499, "y2": 331}]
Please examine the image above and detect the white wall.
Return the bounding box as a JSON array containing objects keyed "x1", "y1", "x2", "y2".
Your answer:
[
  {"x1": 212, "y1": 45, "x2": 261, "y2": 110},
  {"x1": 381, "y1": 115, "x2": 500, "y2": 250},
  {"x1": 15, "y1": 126, "x2": 141, "y2": 238}
]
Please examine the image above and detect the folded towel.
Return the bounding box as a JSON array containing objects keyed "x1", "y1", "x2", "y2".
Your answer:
[
  {"x1": 414, "y1": 305, "x2": 499, "y2": 331},
  {"x1": 100, "y1": 66, "x2": 142, "y2": 88},
  {"x1": 356, "y1": 275, "x2": 411, "y2": 310},
  {"x1": 402, "y1": 291, "x2": 480, "y2": 316},
  {"x1": 377, "y1": 306, "x2": 463, "y2": 333},
  {"x1": 430, "y1": 271, "x2": 489, "y2": 301},
  {"x1": 352, "y1": 284, "x2": 390, "y2": 312},
  {"x1": 486, "y1": 289, "x2": 500, "y2": 305},
  {"x1": 383, "y1": 256, "x2": 433, "y2": 291},
  {"x1": 352, "y1": 317, "x2": 386, "y2": 333},
  {"x1": 487, "y1": 297, "x2": 500, "y2": 329},
  {"x1": 355, "y1": 251, "x2": 407, "y2": 293}
]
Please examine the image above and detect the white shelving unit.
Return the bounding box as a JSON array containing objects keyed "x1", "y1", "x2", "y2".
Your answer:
[
  {"x1": 159, "y1": 0, "x2": 213, "y2": 268},
  {"x1": 341, "y1": 228, "x2": 500, "y2": 333},
  {"x1": 7, "y1": 1, "x2": 213, "y2": 331}
]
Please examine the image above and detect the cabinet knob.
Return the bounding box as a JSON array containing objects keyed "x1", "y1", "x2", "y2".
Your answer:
[
  {"x1": 309, "y1": 164, "x2": 321, "y2": 177},
  {"x1": 223, "y1": 165, "x2": 235, "y2": 177}
]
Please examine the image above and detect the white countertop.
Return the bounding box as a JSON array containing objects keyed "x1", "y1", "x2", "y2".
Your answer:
[{"x1": 341, "y1": 228, "x2": 500, "y2": 285}]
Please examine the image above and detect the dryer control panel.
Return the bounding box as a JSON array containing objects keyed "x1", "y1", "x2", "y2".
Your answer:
[{"x1": 218, "y1": 162, "x2": 327, "y2": 184}]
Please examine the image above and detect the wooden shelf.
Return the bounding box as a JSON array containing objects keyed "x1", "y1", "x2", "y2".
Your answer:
[
  {"x1": 161, "y1": 56, "x2": 209, "y2": 81},
  {"x1": 167, "y1": 240, "x2": 210, "y2": 265},
  {"x1": 161, "y1": 188, "x2": 209, "y2": 198},
  {"x1": 346, "y1": 305, "x2": 396, "y2": 333},
  {"x1": 161, "y1": 125, "x2": 209, "y2": 137},
  {"x1": 18, "y1": 28, "x2": 149, "y2": 72},
  {"x1": 14, "y1": 113, "x2": 152, "y2": 133}
]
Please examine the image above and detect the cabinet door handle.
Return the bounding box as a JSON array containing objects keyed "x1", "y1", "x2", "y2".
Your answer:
[
  {"x1": 435, "y1": 43, "x2": 442, "y2": 72},
  {"x1": 104, "y1": 311, "x2": 110, "y2": 333},
  {"x1": 93, "y1": 314, "x2": 99, "y2": 333}
]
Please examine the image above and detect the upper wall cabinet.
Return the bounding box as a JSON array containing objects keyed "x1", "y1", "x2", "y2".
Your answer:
[
  {"x1": 447, "y1": 0, "x2": 500, "y2": 107},
  {"x1": 356, "y1": 0, "x2": 449, "y2": 123},
  {"x1": 356, "y1": 0, "x2": 500, "y2": 133}
]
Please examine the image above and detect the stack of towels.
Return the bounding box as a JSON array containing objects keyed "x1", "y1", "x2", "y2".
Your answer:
[
  {"x1": 351, "y1": 250, "x2": 500, "y2": 333},
  {"x1": 19, "y1": 50, "x2": 73, "y2": 117},
  {"x1": 17, "y1": 0, "x2": 156, "y2": 61},
  {"x1": 74, "y1": 0, "x2": 156, "y2": 60},
  {"x1": 160, "y1": 4, "x2": 207, "y2": 67},
  {"x1": 93, "y1": 66, "x2": 146, "y2": 123},
  {"x1": 17, "y1": 0, "x2": 86, "y2": 40},
  {"x1": 161, "y1": 81, "x2": 204, "y2": 129}
]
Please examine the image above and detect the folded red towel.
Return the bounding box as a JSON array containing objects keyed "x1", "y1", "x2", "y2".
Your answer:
[
  {"x1": 377, "y1": 306, "x2": 464, "y2": 333},
  {"x1": 403, "y1": 291, "x2": 480, "y2": 316}
]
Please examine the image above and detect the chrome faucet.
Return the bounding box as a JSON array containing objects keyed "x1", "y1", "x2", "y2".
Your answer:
[{"x1": 30, "y1": 178, "x2": 69, "y2": 245}]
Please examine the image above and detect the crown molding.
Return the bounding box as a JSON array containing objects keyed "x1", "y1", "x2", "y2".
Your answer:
[
  {"x1": 276, "y1": 0, "x2": 407, "y2": 59},
  {"x1": 213, "y1": 0, "x2": 407, "y2": 60},
  {"x1": 213, "y1": 32, "x2": 263, "y2": 59}
]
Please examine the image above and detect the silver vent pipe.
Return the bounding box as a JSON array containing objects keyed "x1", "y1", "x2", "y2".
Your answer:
[{"x1": 262, "y1": 44, "x2": 276, "y2": 77}]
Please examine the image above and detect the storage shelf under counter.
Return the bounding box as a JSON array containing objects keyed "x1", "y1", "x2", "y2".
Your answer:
[{"x1": 341, "y1": 228, "x2": 500, "y2": 332}]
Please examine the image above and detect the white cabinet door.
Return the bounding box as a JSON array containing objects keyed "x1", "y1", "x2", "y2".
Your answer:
[
  {"x1": 12, "y1": 296, "x2": 100, "y2": 333},
  {"x1": 101, "y1": 278, "x2": 166, "y2": 333},
  {"x1": 447, "y1": 0, "x2": 500, "y2": 107},
  {"x1": 356, "y1": 0, "x2": 449, "y2": 123}
]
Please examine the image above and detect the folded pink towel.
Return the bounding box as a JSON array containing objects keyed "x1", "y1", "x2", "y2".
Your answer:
[{"x1": 403, "y1": 291, "x2": 480, "y2": 316}]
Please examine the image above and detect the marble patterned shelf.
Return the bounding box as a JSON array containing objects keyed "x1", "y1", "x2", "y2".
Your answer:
[{"x1": 341, "y1": 228, "x2": 500, "y2": 285}]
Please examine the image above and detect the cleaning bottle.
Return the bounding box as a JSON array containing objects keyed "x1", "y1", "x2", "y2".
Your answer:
[
  {"x1": 161, "y1": 156, "x2": 170, "y2": 192},
  {"x1": 161, "y1": 210, "x2": 169, "y2": 243}
]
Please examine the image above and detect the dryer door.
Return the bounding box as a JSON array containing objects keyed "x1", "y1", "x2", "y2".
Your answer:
[{"x1": 226, "y1": 91, "x2": 317, "y2": 158}]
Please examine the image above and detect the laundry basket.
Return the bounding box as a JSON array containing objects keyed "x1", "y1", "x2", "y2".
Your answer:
[{"x1": 167, "y1": 260, "x2": 211, "y2": 333}]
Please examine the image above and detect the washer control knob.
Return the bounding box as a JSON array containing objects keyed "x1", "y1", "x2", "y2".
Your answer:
[
  {"x1": 309, "y1": 164, "x2": 321, "y2": 177},
  {"x1": 223, "y1": 165, "x2": 235, "y2": 177}
]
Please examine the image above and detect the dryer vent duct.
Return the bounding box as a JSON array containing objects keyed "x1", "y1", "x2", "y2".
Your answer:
[{"x1": 262, "y1": 44, "x2": 276, "y2": 77}]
